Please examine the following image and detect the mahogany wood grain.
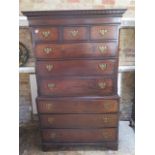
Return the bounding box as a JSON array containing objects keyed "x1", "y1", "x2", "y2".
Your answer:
[
  {"x1": 38, "y1": 77, "x2": 115, "y2": 97},
  {"x1": 35, "y1": 42, "x2": 118, "y2": 59},
  {"x1": 42, "y1": 128, "x2": 117, "y2": 142},
  {"x1": 63, "y1": 26, "x2": 88, "y2": 41},
  {"x1": 90, "y1": 25, "x2": 118, "y2": 40},
  {"x1": 32, "y1": 27, "x2": 59, "y2": 41},
  {"x1": 40, "y1": 114, "x2": 118, "y2": 128},
  {"x1": 28, "y1": 18, "x2": 121, "y2": 26},
  {"x1": 36, "y1": 59, "x2": 116, "y2": 76},
  {"x1": 37, "y1": 97, "x2": 119, "y2": 113}
]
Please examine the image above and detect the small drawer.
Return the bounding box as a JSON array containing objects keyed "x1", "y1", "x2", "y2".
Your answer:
[
  {"x1": 36, "y1": 59, "x2": 116, "y2": 77},
  {"x1": 42, "y1": 128, "x2": 117, "y2": 142},
  {"x1": 33, "y1": 27, "x2": 59, "y2": 41},
  {"x1": 90, "y1": 25, "x2": 118, "y2": 40},
  {"x1": 40, "y1": 114, "x2": 118, "y2": 128},
  {"x1": 37, "y1": 97, "x2": 119, "y2": 113},
  {"x1": 38, "y1": 77, "x2": 115, "y2": 97},
  {"x1": 63, "y1": 26, "x2": 88, "y2": 41},
  {"x1": 35, "y1": 42, "x2": 118, "y2": 59}
]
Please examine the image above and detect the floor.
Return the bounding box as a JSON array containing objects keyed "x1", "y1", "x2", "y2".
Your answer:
[{"x1": 20, "y1": 121, "x2": 135, "y2": 155}]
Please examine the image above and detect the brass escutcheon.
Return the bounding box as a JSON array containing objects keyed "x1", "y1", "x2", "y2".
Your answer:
[
  {"x1": 102, "y1": 116, "x2": 109, "y2": 123},
  {"x1": 42, "y1": 31, "x2": 50, "y2": 38},
  {"x1": 98, "y1": 82, "x2": 106, "y2": 89},
  {"x1": 48, "y1": 83, "x2": 55, "y2": 89},
  {"x1": 70, "y1": 30, "x2": 78, "y2": 37},
  {"x1": 99, "y1": 63, "x2": 107, "y2": 70},
  {"x1": 98, "y1": 46, "x2": 107, "y2": 54},
  {"x1": 46, "y1": 64, "x2": 53, "y2": 71},
  {"x1": 44, "y1": 47, "x2": 53, "y2": 54},
  {"x1": 99, "y1": 29, "x2": 108, "y2": 36}
]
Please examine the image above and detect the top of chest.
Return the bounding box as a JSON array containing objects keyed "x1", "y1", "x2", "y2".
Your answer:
[{"x1": 23, "y1": 9, "x2": 126, "y2": 27}]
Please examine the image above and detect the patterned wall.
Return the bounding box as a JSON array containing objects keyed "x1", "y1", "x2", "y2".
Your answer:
[
  {"x1": 19, "y1": 73, "x2": 32, "y2": 125},
  {"x1": 19, "y1": 0, "x2": 135, "y2": 17}
]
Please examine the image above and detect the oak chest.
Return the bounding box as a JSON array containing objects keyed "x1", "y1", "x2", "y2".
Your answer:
[{"x1": 23, "y1": 9, "x2": 126, "y2": 151}]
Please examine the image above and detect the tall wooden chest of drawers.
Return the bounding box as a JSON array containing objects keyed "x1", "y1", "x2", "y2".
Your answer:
[{"x1": 23, "y1": 9, "x2": 126, "y2": 151}]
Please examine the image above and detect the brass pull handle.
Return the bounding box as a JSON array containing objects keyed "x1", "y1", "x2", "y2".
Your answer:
[
  {"x1": 98, "y1": 46, "x2": 107, "y2": 54},
  {"x1": 103, "y1": 103, "x2": 111, "y2": 110},
  {"x1": 42, "y1": 31, "x2": 50, "y2": 38},
  {"x1": 50, "y1": 133, "x2": 56, "y2": 139},
  {"x1": 99, "y1": 63, "x2": 107, "y2": 70},
  {"x1": 47, "y1": 117, "x2": 54, "y2": 124},
  {"x1": 70, "y1": 30, "x2": 78, "y2": 37},
  {"x1": 98, "y1": 82, "x2": 106, "y2": 89},
  {"x1": 46, "y1": 104, "x2": 53, "y2": 111},
  {"x1": 102, "y1": 116, "x2": 109, "y2": 123},
  {"x1": 46, "y1": 64, "x2": 53, "y2": 71},
  {"x1": 99, "y1": 29, "x2": 108, "y2": 36},
  {"x1": 102, "y1": 132, "x2": 109, "y2": 139},
  {"x1": 43, "y1": 47, "x2": 53, "y2": 54},
  {"x1": 48, "y1": 83, "x2": 55, "y2": 89}
]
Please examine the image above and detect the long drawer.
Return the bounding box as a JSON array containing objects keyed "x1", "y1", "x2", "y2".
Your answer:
[
  {"x1": 38, "y1": 77, "x2": 115, "y2": 97},
  {"x1": 37, "y1": 97, "x2": 119, "y2": 113},
  {"x1": 42, "y1": 128, "x2": 117, "y2": 142},
  {"x1": 39, "y1": 114, "x2": 118, "y2": 128},
  {"x1": 36, "y1": 59, "x2": 116, "y2": 77},
  {"x1": 35, "y1": 42, "x2": 118, "y2": 59}
]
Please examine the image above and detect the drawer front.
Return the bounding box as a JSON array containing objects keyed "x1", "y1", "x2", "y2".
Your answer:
[
  {"x1": 37, "y1": 98, "x2": 119, "y2": 113},
  {"x1": 33, "y1": 27, "x2": 59, "y2": 41},
  {"x1": 35, "y1": 42, "x2": 118, "y2": 59},
  {"x1": 63, "y1": 27, "x2": 88, "y2": 41},
  {"x1": 40, "y1": 114, "x2": 118, "y2": 128},
  {"x1": 36, "y1": 60, "x2": 116, "y2": 76},
  {"x1": 42, "y1": 128, "x2": 117, "y2": 142},
  {"x1": 90, "y1": 25, "x2": 118, "y2": 40},
  {"x1": 38, "y1": 78, "x2": 115, "y2": 97}
]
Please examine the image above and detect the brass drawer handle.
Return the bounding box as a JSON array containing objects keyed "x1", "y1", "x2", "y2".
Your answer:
[
  {"x1": 99, "y1": 63, "x2": 107, "y2": 70},
  {"x1": 43, "y1": 47, "x2": 53, "y2": 54},
  {"x1": 102, "y1": 132, "x2": 109, "y2": 139},
  {"x1": 45, "y1": 104, "x2": 53, "y2": 111},
  {"x1": 103, "y1": 103, "x2": 112, "y2": 110},
  {"x1": 99, "y1": 29, "x2": 108, "y2": 36},
  {"x1": 46, "y1": 64, "x2": 53, "y2": 71},
  {"x1": 98, "y1": 46, "x2": 107, "y2": 54},
  {"x1": 98, "y1": 82, "x2": 106, "y2": 89},
  {"x1": 102, "y1": 117, "x2": 109, "y2": 123},
  {"x1": 47, "y1": 117, "x2": 55, "y2": 124},
  {"x1": 42, "y1": 31, "x2": 50, "y2": 38},
  {"x1": 50, "y1": 133, "x2": 56, "y2": 139},
  {"x1": 70, "y1": 30, "x2": 78, "y2": 37},
  {"x1": 48, "y1": 83, "x2": 55, "y2": 89}
]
